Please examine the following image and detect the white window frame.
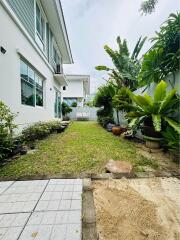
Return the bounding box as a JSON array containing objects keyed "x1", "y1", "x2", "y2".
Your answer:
[
  {"x1": 35, "y1": 0, "x2": 47, "y2": 53},
  {"x1": 20, "y1": 59, "x2": 45, "y2": 108}
]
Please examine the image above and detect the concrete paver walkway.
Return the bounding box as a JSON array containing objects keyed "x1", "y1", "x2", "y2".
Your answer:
[{"x1": 0, "y1": 179, "x2": 82, "y2": 240}]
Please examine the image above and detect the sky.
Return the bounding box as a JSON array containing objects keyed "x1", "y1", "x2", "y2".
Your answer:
[{"x1": 61, "y1": 0, "x2": 179, "y2": 94}]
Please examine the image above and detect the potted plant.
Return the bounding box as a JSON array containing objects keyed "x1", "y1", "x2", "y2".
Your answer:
[
  {"x1": 126, "y1": 80, "x2": 180, "y2": 149},
  {"x1": 62, "y1": 102, "x2": 72, "y2": 121}
]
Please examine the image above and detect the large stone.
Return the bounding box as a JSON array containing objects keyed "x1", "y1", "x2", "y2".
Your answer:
[{"x1": 105, "y1": 160, "x2": 133, "y2": 176}]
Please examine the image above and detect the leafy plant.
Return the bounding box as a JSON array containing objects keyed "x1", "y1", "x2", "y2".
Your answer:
[
  {"x1": 96, "y1": 36, "x2": 146, "y2": 91},
  {"x1": 126, "y1": 80, "x2": 180, "y2": 134},
  {"x1": 22, "y1": 122, "x2": 51, "y2": 142},
  {"x1": 113, "y1": 87, "x2": 132, "y2": 113},
  {"x1": 94, "y1": 83, "x2": 116, "y2": 126},
  {"x1": 62, "y1": 102, "x2": 72, "y2": 117},
  {"x1": 98, "y1": 116, "x2": 115, "y2": 128},
  {"x1": 45, "y1": 121, "x2": 62, "y2": 132},
  {"x1": 162, "y1": 126, "x2": 180, "y2": 155},
  {"x1": 0, "y1": 101, "x2": 17, "y2": 160},
  {"x1": 71, "y1": 102, "x2": 77, "y2": 107},
  {"x1": 139, "y1": 13, "x2": 180, "y2": 87}
]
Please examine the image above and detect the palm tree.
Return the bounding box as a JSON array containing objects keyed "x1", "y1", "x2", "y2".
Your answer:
[{"x1": 95, "y1": 36, "x2": 146, "y2": 91}]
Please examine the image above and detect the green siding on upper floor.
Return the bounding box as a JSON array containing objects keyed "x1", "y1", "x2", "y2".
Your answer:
[{"x1": 7, "y1": 0, "x2": 35, "y2": 39}]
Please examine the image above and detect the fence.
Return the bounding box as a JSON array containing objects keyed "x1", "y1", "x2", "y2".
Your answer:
[{"x1": 67, "y1": 107, "x2": 99, "y2": 121}]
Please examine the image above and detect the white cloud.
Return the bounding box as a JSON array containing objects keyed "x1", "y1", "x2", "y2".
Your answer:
[{"x1": 61, "y1": 0, "x2": 179, "y2": 93}]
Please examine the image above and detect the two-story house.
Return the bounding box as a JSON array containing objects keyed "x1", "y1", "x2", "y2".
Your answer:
[
  {"x1": 62, "y1": 74, "x2": 90, "y2": 107},
  {"x1": 0, "y1": 0, "x2": 73, "y2": 130}
]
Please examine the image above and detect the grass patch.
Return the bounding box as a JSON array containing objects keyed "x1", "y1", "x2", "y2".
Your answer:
[{"x1": 0, "y1": 122, "x2": 158, "y2": 178}]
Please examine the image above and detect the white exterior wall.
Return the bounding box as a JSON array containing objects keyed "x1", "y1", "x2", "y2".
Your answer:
[
  {"x1": 62, "y1": 75, "x2": 90, "y2": 107},
  {"x1": 63, "y1": 80, "x2": 84, "y2": 98},
  {"x1": 0, "y1": 4, "x2": 62, "y2": 131}
]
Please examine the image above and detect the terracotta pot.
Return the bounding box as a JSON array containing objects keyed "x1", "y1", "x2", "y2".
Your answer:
[{"x1": 112, "y1": 126, "x2": 126, "y2": 136}]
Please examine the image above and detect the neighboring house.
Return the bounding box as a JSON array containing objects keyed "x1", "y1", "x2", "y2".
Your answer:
[
  {"x1": 0, "y1": 0, "x2": 73, "y2": 130},
  {"x1": 62, "y1": 74, "x2": 90, "y2": 107}
]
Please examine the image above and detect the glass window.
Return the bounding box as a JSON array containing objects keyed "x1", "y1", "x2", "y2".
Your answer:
[
  {"x1": 20, "y1": 60, "x2": 44, "y2": 107},
  {"x1": 54, "y1": 91, "x2": 61, "y2": 118},
  {"x1": 28, "y1": 67, "x2": 35, "y2": 84},
  {"x1": 20, "y1": 61, "x2": 28, "y2": 81},
  {"x1": 35, "y1": 75, "x2": 43, "y2": 106},
  {"x1": 36, "y1": 3, "x2": 41, "y2": 35},
  {"x1": 36, "y1": 2, "x2": 45, "y2": 46},
  {"x1": 21, "y1": 80, "x2": 35, "y2": 106}
]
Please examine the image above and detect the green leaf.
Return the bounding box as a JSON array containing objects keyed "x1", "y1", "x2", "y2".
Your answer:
[
  {"x1": 154, "y1": 80, "x2": 167, "y2": 102},
  {"x1": 133, "y1": 95, "x2": 151, "y2": 110},
  {"x1": 163, "y1": 117, "x2": 180, "y2": 134},
  {"x1": 128, "y1": 118, "x2": 138, "y2": 127},
  {"x1": 152, "y1": 114, "x2": 161, "y2": 132},
  {"x1": 159, "y1": 89, "x2": 177, "y2": 113},
  {"x1": 144, "y1": 93, "x2": 153, "y2": 106},
  {"x1": 95, "y1": 66, "x2": 110, "y2": 71},
  {"x1": 126, "y1": 111, "x2": 144, "y2": 118}
]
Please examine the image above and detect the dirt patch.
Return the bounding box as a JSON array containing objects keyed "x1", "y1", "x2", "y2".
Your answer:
[
  {"x1": 93, "y1": 177, "x2": 180, "y2": 240},
  {"x1": 136, "y1": 143, "x2": 179, "y2": 173}
]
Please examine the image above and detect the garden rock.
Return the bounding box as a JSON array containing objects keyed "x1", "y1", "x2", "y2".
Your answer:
[{"x1": 105, "y1": 160, "x2": 133, "y2": 176}]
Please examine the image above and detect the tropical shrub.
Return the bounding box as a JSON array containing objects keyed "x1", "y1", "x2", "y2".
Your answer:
[
  {"x1": 45, "y1": 121, "x2": 62, "y2": 132},
  {"x1": 94, "y1": 84, "x2": 115, "y2": 126},
  {"x1": 22, "y1": 120, "x2": 63, "y2": 142},
  {"x1": 162, "y1": 126, "x2": 180, "y2": 156},
  {"x1": 71, "y1": 102, "x2": 77, "y2": 107},
  {"x1": 138, "y1": 13, "x2": 180, "y2": 87},
  {"x1": 0, "y1": 101, "x2": 17, "y2": 160},
  {"x1": 95, "y1": 36, "x2": 146, "y2": 91},
  {"x1": 113, "y1": 87, "x2": 132, "y2": 113},
  {"x1": 85, "y1": 101, "x2": 94, "y2": 107},
  {"x1": 22, "y1": 122, "x2": 51, "y2": 142},
  {"x1": 62, "y1": 102, "x2": 72, "y2": 117},
  {"x1": 126, "y1": 80, "x2": 180, "y2": 135},
  {"x1": 99, "y1": 116, "x2": 115, "y2": 128}
]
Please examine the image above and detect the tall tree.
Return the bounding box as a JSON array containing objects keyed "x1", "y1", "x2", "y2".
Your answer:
[
  {"x1": 140, "y1": 0, "x2": 158, "y2": 15},
  {"x1": 138, "y1": 13, "x2": 180, "y2": 87}
]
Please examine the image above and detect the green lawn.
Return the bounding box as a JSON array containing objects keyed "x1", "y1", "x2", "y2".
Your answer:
[{"x1": 0, "y1": 122, "x2": 158, "y2": 179}]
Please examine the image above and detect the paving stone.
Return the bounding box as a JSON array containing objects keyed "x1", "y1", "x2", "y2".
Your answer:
[
  {"x1": 0, "y1": 181, "x2": 14, "y2": 194},
  {"x1": 0, "y1": 213, "x2": 30, "y2": 240},
  {"x1": 19, "y1": 224, "x2": 81, "y2": 240},
  {"x1": 0, "y1": 193, "x2": 41, "y2": 203},
  {"x1": 0, "y1": 200, "x2": 38, "y2": 214},
  {"x1": 45, "y1": 184, "x2": 82, "y2": 192},
  {"x1": 4, "y1": 180, "x2": 48, "y2": 194},
  {"x1": 0, "y1": 180, "x2": 48, "y2": 214},
  {"x1": 0, "y1": 179, "x2": 82, "y2": 239},
  {"x1": 27, "y1": 211, "x2": 81, "y2": 225},
  {"x1": 66, "y1": 224, "x2": 81, "y2": 240},
  {"x1": 49, "y1": 179, "x2": 82, "y2": 185}
]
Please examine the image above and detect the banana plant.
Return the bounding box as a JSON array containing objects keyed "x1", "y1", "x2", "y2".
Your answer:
[
  {"x1": 126, "y1": 80, "x2": 180, "y2": 134},
  {"x1": 95, "y1": 36, "x2": 146, "y2": 91}
]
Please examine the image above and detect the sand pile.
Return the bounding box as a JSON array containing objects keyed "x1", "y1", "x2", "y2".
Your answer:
[{"x1": 93, "y1": 177, "x2": 180, "y2": 240}]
